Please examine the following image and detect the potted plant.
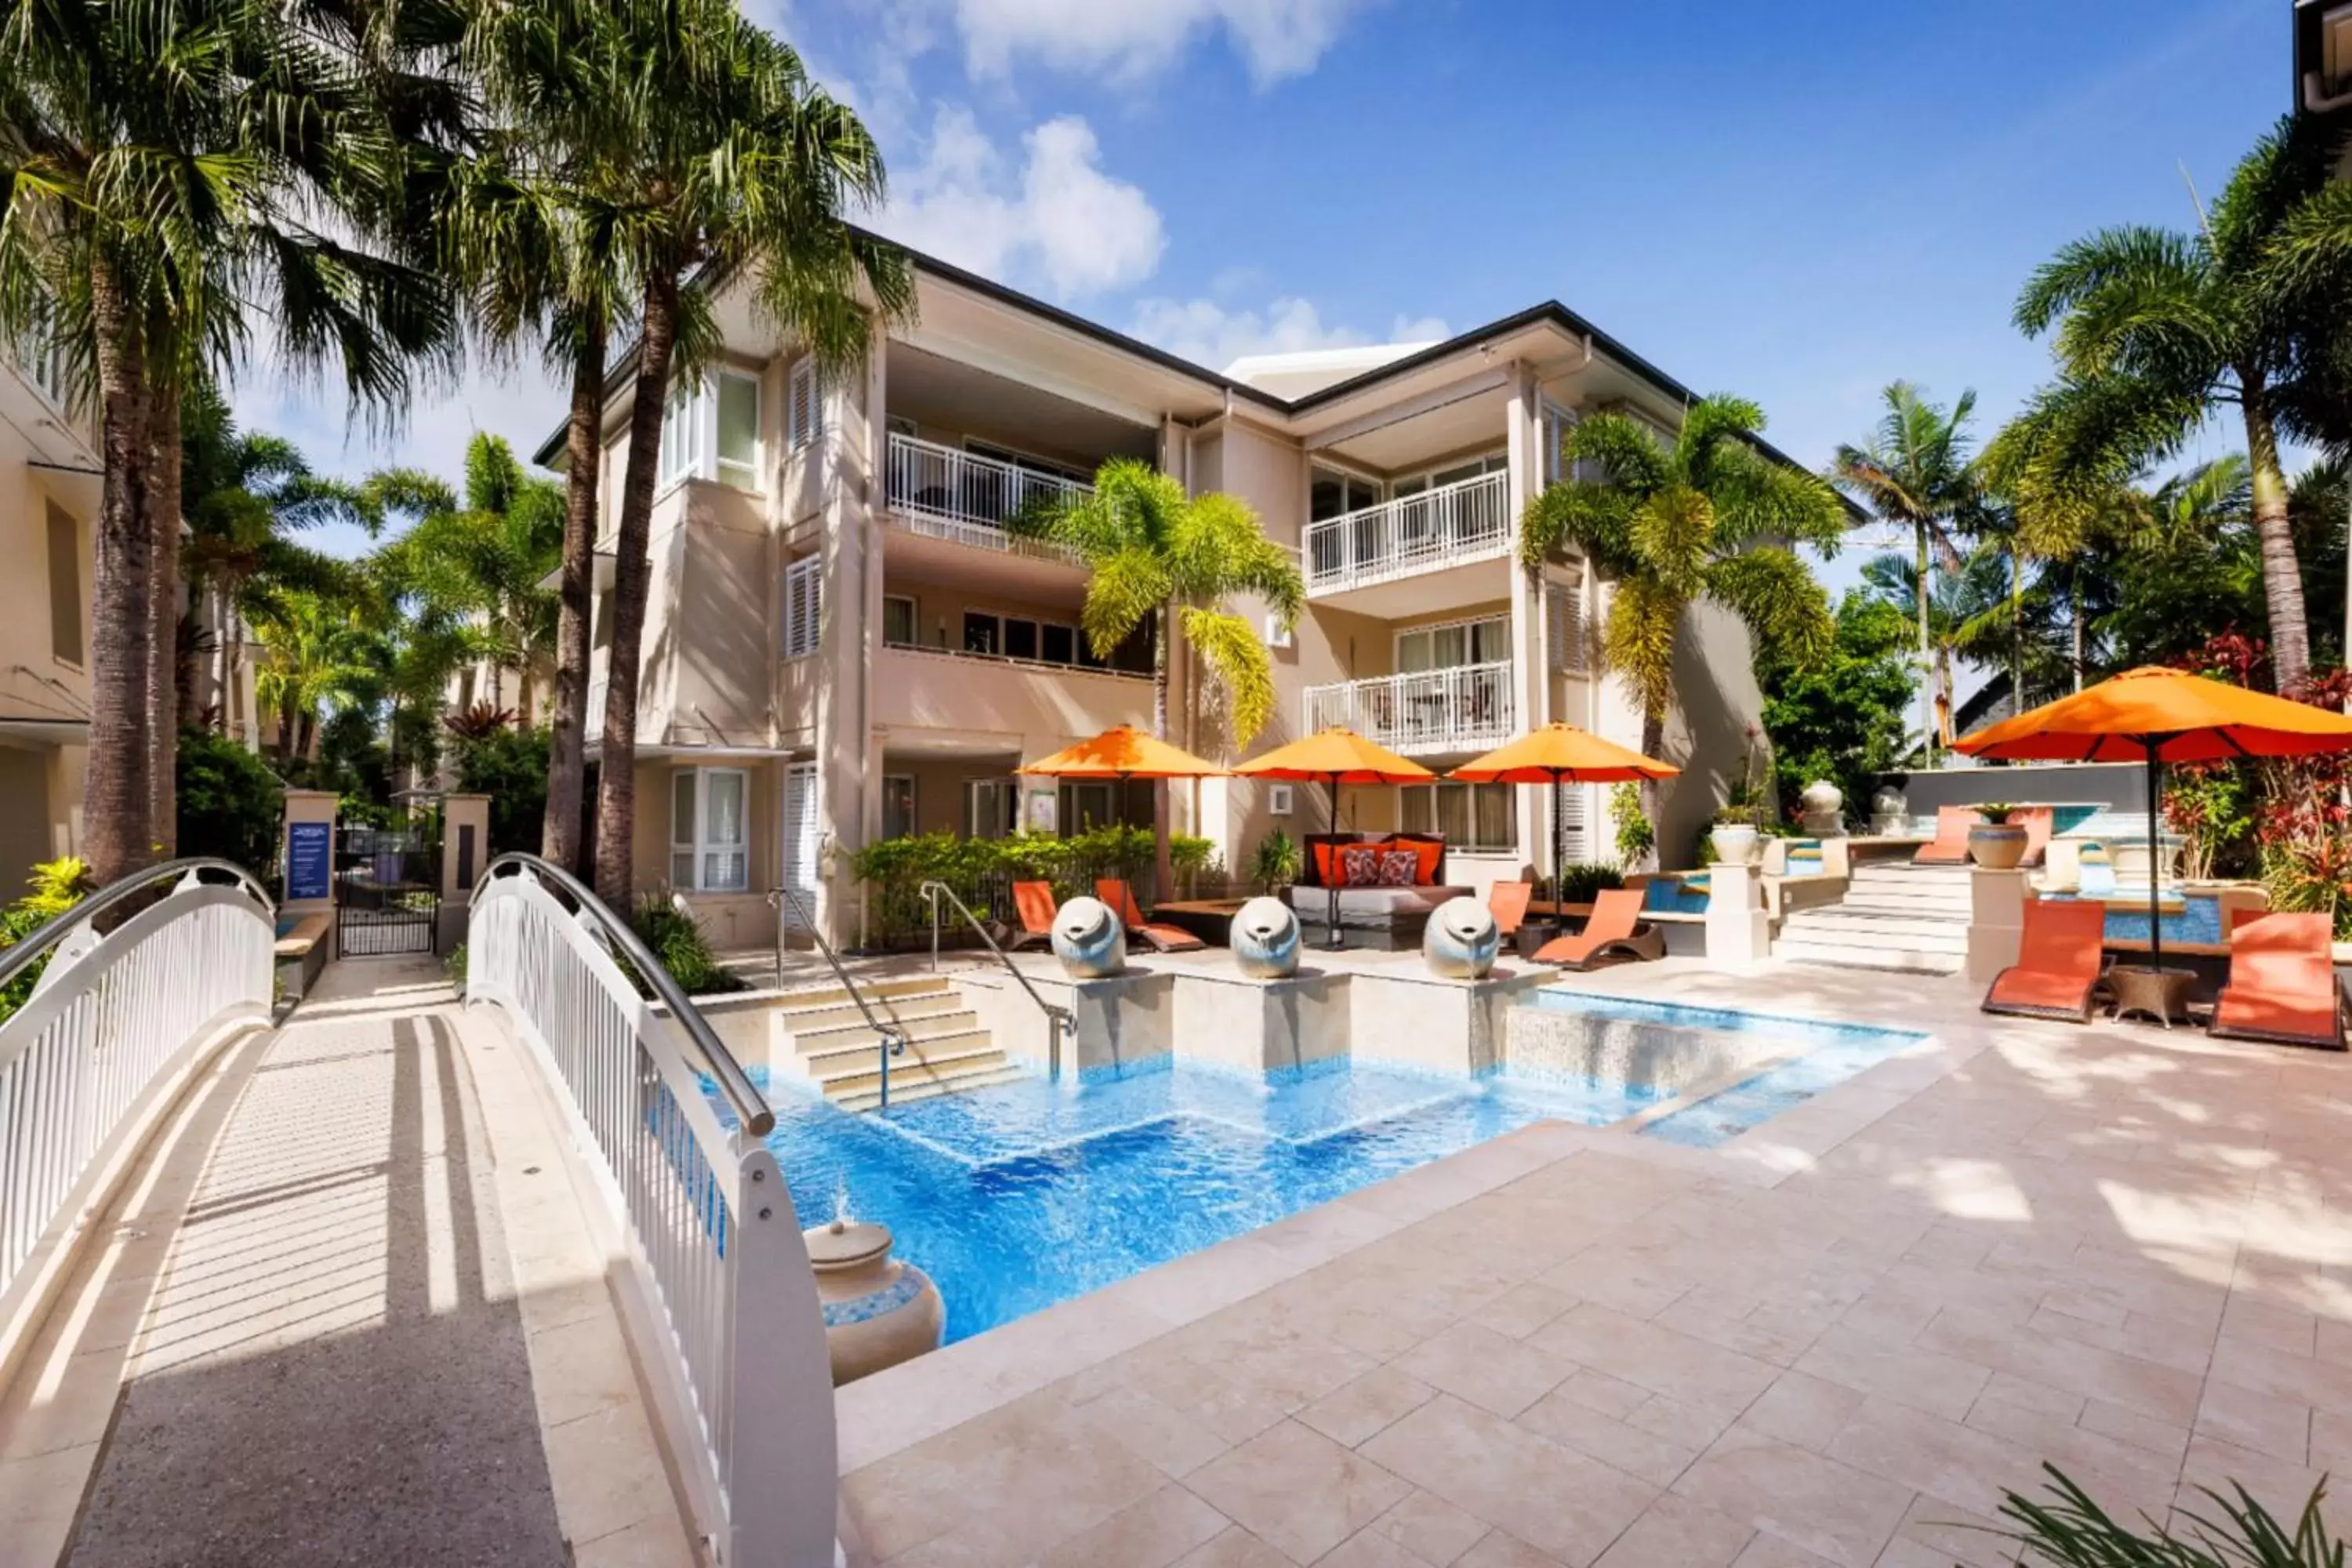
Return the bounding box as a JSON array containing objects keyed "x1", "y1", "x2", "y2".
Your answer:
[
  {"x1": 1966, "y1": 801, "x2": 2029, "y2": 870},
  {"x1": 1709, "y1": 803, "x2": 1762, "y2": 866}
]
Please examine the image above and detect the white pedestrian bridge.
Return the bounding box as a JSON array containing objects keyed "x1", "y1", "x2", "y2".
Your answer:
[{"x1": 0, "y1": 855, "x2": 839, "y2": 1568}]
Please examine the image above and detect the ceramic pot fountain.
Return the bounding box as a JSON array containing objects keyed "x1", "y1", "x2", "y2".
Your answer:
[
  {"x1": 1967, "y1": 820, "x2": 2028, "y2": 870},
  {"x1": 1869, "y1": 784, "x2": 1908, "y2": 836},
  {"x1": 1229, "y1": 897, "x2": 1301, "y2": 978},
  {"x1": 804, "y1": 1217, "x2": 944, "y2": 1386},
  {"x1": 1422, "y1": 896, "x2": 1500, "y2": 979},
  {"x1": 1708, "y1": 822, "x2": 1760, "y2": 866},
  {"x1": 1050, "y1": 895, "x2": 1126, "y2": 978},
  {"x1": 1798, "y1": 780, "x2": 1844, "y2": 836}
]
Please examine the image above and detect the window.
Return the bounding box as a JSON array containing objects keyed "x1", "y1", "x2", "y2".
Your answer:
[
  {"x1": 1040, "y1": 623, "x2": 1075, "y2": 665},
  {"x1": 788, "y1": 359, "x2": 822, "y2": 452},
  {"x1": 659, "y1": 378, "x2": 702, "y2": 488},
  {"x1": 1309, "y1": 466, "x2": 1380, "y2": 522},
  {"x1": 1541, "y1": 401, "x2": 1577, "y2": 485},
  {"x1": 964, "y1": 778, "x2": 1017, "y2": 839},
  {"x1": 881, "y1": 775, "x2": 916, "y2": 840},
  {"x1": 1397, "y1": 615, "x2": 1508, "y2": 673},
  {"x1": 45, "y1": 503, "x2": 82, "y2": 666},
  {"x1": 1058, "y1": 780, "x2": 1117, "y2": 832},
  {"x1": 1002, "y1": 618, "x2": 1038, "y2": 661},
  {"x1": 1546, "y1": 578, "x2": 1587, "y2": 674},
  {"x1": 716, "y1": 371, "x2": 760, "y2": 488},
  {"x1": 962, "y1": 612, "x2": 999, "y2": 656},
  {"x1": 670, "y1": 768, "x2": 749, "y2": 891},
  {"x1": 783, "y1": 556, "x2": 822, "y2": 659},
  {"x1": 1400, "y1": 781, "x2": 1516, "y2": 854},
  {"x1": 882, "y1": 595, "x2": 917, "y2": 648}
]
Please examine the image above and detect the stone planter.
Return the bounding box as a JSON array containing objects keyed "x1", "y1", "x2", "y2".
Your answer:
[
  {"x1": 805, "y1": 1218, "x2": 943, "y2": 1386},
  {"x1": 1967, "y1": 822, "x2": 2027, "y2": 870},
  {"x1": 1708, "y1": 823, "x2": 1760, "y2": 866}
]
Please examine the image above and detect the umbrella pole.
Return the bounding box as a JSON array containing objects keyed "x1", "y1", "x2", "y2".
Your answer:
[
  {"x1": 1326, "y1": 771, "x2": 1345, "y2": 952},
  {"x1": 2144, "y1": 739, "x2": 2164, "y2": 973},
  {"x1": 1552, "y1": 771, "x2": 1567, "y2": 940}
]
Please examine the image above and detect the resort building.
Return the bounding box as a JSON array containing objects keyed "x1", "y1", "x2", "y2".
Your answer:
[
  {"x1": 0, "y1": 319, "x2": 96, "y2": 890},
  {"x1": 542, "y1": 248, "x2": 1798, "y2": 949}
]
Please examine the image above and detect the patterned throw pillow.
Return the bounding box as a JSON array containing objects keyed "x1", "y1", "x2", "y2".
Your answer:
[
  {"x1": 1338, "y1": 846, "x2": 1383, "y2": 887},
  {"x1": 1377, "y1": 849, "x2": 1420, "y2": 887}
]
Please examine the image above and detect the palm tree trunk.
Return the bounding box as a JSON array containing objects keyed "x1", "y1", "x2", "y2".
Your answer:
[
  {"x1": 1914, "y1": 521, "x2": 1935, "y2": 764},
  {"x1": 544, "y1": 325, "x2": 604, "y2": 876},
  {"x1": 84, "y1": 260, "x2": 156, "y2": 887},
  {"x1": 2071, "y1": 558, "x2": 2085, "y2": 692},
  {"x1": 2009, "y1": 541, "x2": 2023, "y2": 719},
  {"x1": 1151, "y1": 601, "x2": 1173, "y2": 908},
  {"x1": 1638, "y1": 706, "x2": 1667, "y2": 869},
  {"x1": 2241, "y1": 384, "x2": 2314, "y2": 691},
  {"x1": 147, "y1": 382, "x2": 182, "y2": 858},
  {"x1": 595, "y1": 270, "x2": 681, "y2": 909}
]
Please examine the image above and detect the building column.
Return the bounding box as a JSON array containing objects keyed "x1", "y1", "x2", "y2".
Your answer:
[{"x1": 1504, "y1": 364, "x2": 1544, "y2": 872}]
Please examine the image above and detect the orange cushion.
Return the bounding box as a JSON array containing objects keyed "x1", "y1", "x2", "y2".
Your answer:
[
  {"x1": 1988, "y1": 969, "x2": 2093, "y2": 1014},
  {"x1": 2214, "y1": 989, "x2": 2339, "y2": 1044},
  {"x1": 1313, "y1": 841, "x2": 1338, "y2": 887},
  {"x1": 1409, "y1": 839, "x2": 1442, "y2": 884}
]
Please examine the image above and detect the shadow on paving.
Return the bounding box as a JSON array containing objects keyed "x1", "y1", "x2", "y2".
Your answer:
[{"x1": 68, "y1": 988, "x2": 569, "y2": 1568}]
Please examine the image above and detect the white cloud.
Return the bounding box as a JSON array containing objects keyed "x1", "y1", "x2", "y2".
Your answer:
[
  {"x1": 949, "y1": 0, "x2": 1375, "y2": 86},
  {"x1": 877, "y1": 107, "x2": 1163, "y2": 299},
  {"x1": 1130, "y1": 296, "x2": 1449, "y2": 372}
]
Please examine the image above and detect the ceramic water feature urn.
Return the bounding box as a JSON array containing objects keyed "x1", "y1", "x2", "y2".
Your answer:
[
  {"x1": 1423, "y1": 896, "x2": 1501, "y2": 979},
  {"x1": 1050, "y1": 895, "x2": 1127, "y2": 978},
  {"x1": 1229, "y1": 896, "x2": 1301, "y2": 978},
  {"x1": 804, "y1": 1217, "x2": 943, "y2": 1385},
  {"x1": 1798, "y1": 780, "x2": 1844, "y2": 836}
]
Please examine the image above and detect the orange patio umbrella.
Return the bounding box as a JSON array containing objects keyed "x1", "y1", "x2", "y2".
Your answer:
[
  {"x1": 1232, "y1": 728, "x2": 1436, "y2": 949},
  {"x1": 1452, "y1": 723, "x2": 1680, "y2": 940},
  {"x1": 1015, "y1": 724, "x2": 1227, "y2": 781},
  {"x1": 1956, "y1": 666, "x2": 2352, "y2": 971}
]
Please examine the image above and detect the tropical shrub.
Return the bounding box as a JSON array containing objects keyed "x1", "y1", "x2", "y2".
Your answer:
[
  {"x1": 1610, "y1": 782, "x2": 1655, "y2": 868},
  {"x1": 1556, "y1": 863, "x2": 1624, "y2": 906},
  {"x1": 1998, "y1": 1465, "x2": 2339, "y2": 1564},
  {"x1": 0, "y1": 858, "x2": 94, "y2": 1021},
  {"x1": 1761, "y1": 591, "x2": 1921, "y2": 822},
  {"x1": 451, "y1": 725, "x2": 551, "y2": 854},
  {"x1": 630, "y1": 895, "x2": 741, "y2": 996},
  {"x1": 850, "y1": 827, "x2": 1215, "y2": 949},
  {"x1": 176, "y1": 728, "x2": 285, "y2": 877},
  {"x1": 1250, "y1": 828, "x2": 1302, "y2": 893}
]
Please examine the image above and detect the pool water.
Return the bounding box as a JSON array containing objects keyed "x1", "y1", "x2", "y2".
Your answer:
[
  {"x1": 764, "y1": 1062, "x2": 1659, "y2": 1343},
  {"x1": 757, "y1": 998, "x2": 1931, "y2": 1343}
]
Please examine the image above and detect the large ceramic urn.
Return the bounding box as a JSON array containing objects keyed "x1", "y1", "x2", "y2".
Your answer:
[{"x1": 804, "y1": 1217, "x2": 943, "y2": 1386}]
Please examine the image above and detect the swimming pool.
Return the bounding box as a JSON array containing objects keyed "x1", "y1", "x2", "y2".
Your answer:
[{"x1": 760, "y1": 996, "x2": 1930, "y2": 1343}]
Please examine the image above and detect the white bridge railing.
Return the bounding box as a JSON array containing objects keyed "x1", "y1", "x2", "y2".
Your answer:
[
  {"x1": 1304, "y1": 661, "x2": 1517, "y2": 756},
  {"x1": 1304, "y1": 468, "x2": 1513, "y2": 594},
  {"x1": 884, "y1": 431, "x2": 1088, "y2": 562},
  {"x1": 0, "y1": 860, "x2": 275, "y2": 1337},
  {"x1": 467, "y1": 855, "x2": 835, "y2": 1568}
]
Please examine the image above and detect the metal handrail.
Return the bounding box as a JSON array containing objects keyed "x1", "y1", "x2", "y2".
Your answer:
[
  {"x1": 0, "y1": 857, "x2": 273, "y2": 992},
  {"x1": 767, "y1": 884, "x2": 907, "y2": 1109},
  {"x1": 474, "y1": 853, "x2": 774, "y2": 1137},
  {"x1": 919, "y1": 880, "x2": 1073, "y2": 1083}
]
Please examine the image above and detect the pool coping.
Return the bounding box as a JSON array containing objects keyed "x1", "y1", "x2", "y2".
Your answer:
[{"x1": 830, "y1": 958, "x2": 1999, "y2": 1482}]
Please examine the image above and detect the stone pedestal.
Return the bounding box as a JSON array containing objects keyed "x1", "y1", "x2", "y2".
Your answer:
[
  {"x1": 280, "y1": 789, "x2": 339, "y2": 920},
  {"x1": 438, "y1": 793, "x2": 492, "y2": 953},
  {"x1": 1704, "y1": 860, "x2": 1769, "y2": 967},
  {"x1": 1967, "y1": 868, "x2": 2028, "y2": 984}
]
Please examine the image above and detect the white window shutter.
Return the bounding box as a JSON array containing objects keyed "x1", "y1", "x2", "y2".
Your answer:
[
  {"x1": 1548, "y1": 580, "x2": 1587, "y2": 673},
  {"x1": 1265, "y1": 612, "x2": 1292, "y2": 649},
  {"x1": 788, "y1": 359, "x2": 821, "y2": 452},
  {"x1": 779, "y1": 763, "x2": 818, "y2": 927},
  {"x1": 782, "y1": 557, "x2": 822, "y2": 659}
]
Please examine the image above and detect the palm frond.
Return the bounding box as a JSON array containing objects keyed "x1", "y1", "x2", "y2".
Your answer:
[{"x1": 1180, "y1": 607, "x2": 1276, "y2": 750}]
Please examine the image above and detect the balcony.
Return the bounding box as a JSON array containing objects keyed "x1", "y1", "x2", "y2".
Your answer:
[
  {"x1": 1302, "y1": 661, "x2": 1515, "y2": 757},
  {"x1": 1304, "y1": 469, "x2": 1512, "y2": 601},
  {"x1": 884, "y1": 433, "x2": 1089, "y2": 564},
  {"x1": 873, "y1": 642, "x2": 1152, "y2": 740}
]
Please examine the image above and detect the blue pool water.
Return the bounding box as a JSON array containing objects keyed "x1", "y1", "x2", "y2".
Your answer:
[
  {"x1": 756, "y1": 997, "x2": 1931, "y2": 1342},
  {"x1": 763, "y1": 1062, "x2": 1659, "y2": 1343}
]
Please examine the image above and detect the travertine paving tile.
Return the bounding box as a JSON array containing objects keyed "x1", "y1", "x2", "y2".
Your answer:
[
  {"x1": 1363, "y1": 1487, "x2": 1490, "y2": 1566},
  {"x1": 1362, "y1": 1395, "x2": 1657, "y2": 1566},
  {"x1": 1588, "y1": 1494, "x2": 1754, "y2": 1567},
  {"x1": 1671, "y1": 1426, "x2": 1911, "y2": 1568},
  {"x1": 1186, "y1": 1419, "x2": 1411, "y2": 1563},
  {"x1": 1299, "y1": 1366, "x2": 1439, "y2": 1450}
]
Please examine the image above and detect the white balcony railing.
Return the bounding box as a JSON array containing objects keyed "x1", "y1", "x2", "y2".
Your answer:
[
  {"x1": 884, "y1": 432, "x2": 1088, "y2": 563},
  {"x1": 1304, "y1": 469, "x2": 1513, "y2": 595},
  {"x1": 1303, "y1": 660, "x2": 1515, "y2": 757}
]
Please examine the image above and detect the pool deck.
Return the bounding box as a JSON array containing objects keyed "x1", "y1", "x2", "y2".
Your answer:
[{"x1": 833, "y1": 953, "x2": 2352, "y2": 1566}]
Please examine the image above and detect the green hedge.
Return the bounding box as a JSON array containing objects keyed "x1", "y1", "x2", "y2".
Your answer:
[{"x1": 851, "y1": 827, "x2": 1216, "y2": 950}]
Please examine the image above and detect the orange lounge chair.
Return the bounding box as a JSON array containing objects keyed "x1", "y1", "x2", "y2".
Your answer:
[
  {"x1": 1094, "y1": 879, "x2": 1207, "y2": 953},
  {"x1": 2209, "y1": 912, "x2": 2346, "y2": 1051},
  {"x1": 2009, "y1": 805, "x2": 2055, "y2": 868},
  {"x1": 1004, "y1": 880, "x2": 1058, "y2": 952},
  {"x1": 1489, "y1": 880, "x2": 1533, "y2": 940},
  {"x1": 1981, "y1": 898, "x2": 2109, "y2": 1022},
  {"x1": 1913, "y1": 804, "x2": 1976, "y2": 865},
  {"x1": 1531, "y1": 887, "x2": 1664, "y2": 971}
]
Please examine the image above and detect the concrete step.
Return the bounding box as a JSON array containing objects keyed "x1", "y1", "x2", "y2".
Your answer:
[
  {"x1": 772, "y1": 975, "x2": 954, "y2": 1016},
  {"x1": 800, "y1": 1020, "x2": 991, "y2": 1072},
  {"x1": 1779, "y1": 912, "x2": 1969, "y2": 949},
  {"x1": 817, "y1": 1043, "x2": 1016, "y2": 1102},
  {"x1": 1837, "y1": 889, "x2": 1975, "y2": 914},
  {"x1": 1774, "y1": 937, "x2": 1966, "y2": 975},
  {"x1": 786, "y1": 996, "x2": 977, "y2": 1040},
  {"x1": 834, "y1": 1064, "x2": 1032, "y2": 1112}
]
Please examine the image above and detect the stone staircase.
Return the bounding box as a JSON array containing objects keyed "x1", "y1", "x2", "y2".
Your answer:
[
  {"x1": 1772, "y1": 860, "x2": 1973, "y2": 974},
  {"x1": 777, "y1": 975, "x2": 1028, "y2": 1111}
]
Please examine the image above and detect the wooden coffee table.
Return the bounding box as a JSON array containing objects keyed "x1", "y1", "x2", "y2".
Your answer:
[{"x1": 2108, "y1": 964, "x2": 2198, "y2": 1029}]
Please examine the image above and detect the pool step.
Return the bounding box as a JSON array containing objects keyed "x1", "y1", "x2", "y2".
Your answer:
[
  {"x1": 833, "y1": 1063, "x2": 1032, "y2": 1113},
  {"x1": 775, "y1": 975, "x2": 1032, "y2": 1109},
  {"x1": 778, "y1": 986, "x2": 970, "y2": 1035},
  {"x1": 817, "y1": 1041, "x2": 1020, "y2": 1106}
]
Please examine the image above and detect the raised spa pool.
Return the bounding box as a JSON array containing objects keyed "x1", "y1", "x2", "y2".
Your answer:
[{"x1": 759, "y1": 996, "x2": 1930, "y2": 1343}]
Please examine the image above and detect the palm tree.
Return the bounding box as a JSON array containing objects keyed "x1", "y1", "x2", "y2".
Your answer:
[
  {"x1": 1522, "y1": 396, "x2": 1846, "y2": 822},
  {"x1": 510, "y1": 0, "x2": 913, "y2": 906},
  {"x1": 1030, "y1": 460, "x2": 1305, "y2": 895},
  {"x1": 252, "y1": 593, "x2": 376, "y2": 765},
  {"x1": 2, "y1": 0, "x2": 458, "y2": 881},
  {"x1": 2013, "y1": 114, "x2": 2352, "y2": 691},
  {"x1": 1861, "y1": 546, "x2": 2020, "y2": 745},
  {"x1": 1831, "y1": 383, "x2": 1982, "y2": 764}
]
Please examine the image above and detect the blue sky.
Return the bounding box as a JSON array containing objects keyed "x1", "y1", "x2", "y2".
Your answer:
[{"x1": 248, "y1": 0, "x2": 2291, "y2": 576}]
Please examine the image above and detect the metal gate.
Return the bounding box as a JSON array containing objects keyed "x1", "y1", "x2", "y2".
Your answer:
[{"x1": 334, "y1": 826, "x2": 441, "y2": 957}]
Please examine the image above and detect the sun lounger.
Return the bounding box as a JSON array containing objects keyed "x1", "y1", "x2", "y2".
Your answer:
[
  {"x1": 1531, "y1": 887, "x2": 1665, "y2": 971},
  {"x1": 1004, "y1": 880, "x2": 1058, "y2": 952},
  {"x1": 1489, "y1": 881, "x2": 1533, "y2": 940},
  {"x1": 2010, "y1": 806, "x2": 2055, "y2": 868},
  {"x1": 1095, "y1": 879, "x2": 1207, "y2": 953},
  {"x1": 2209, "y1": 912, "x2": 2345, "y2": 1050},
  {"x1": 1981, "y1": 898, "x2": 2109, "y2": 1022},
  {"x1": 1913, "y1": 804, "x2": 1976, "y2": 866}
]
